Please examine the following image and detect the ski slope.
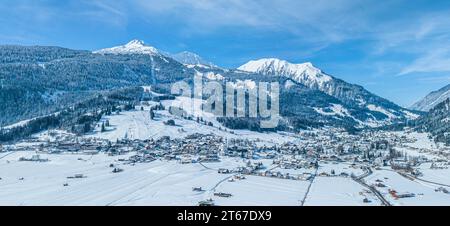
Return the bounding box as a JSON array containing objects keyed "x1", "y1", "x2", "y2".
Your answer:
[{"x1": 86, "y1": 101, "x2": 299, "y2": 146}]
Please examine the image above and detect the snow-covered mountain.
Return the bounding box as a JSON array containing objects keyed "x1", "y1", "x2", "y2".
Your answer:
[
  {"x1": 94, "y1": 39, "x2": 160, "y2": 55},
  {"x1": 411, "y1": 84, "x2": 450, "y2": 112},
  {"x1": 238, "y1": 58, "x2": 420, "y2": 122},
  {"x1": 0, "y1": 44, "x2": 192, "y2": 126},
  {"x1": 168, "y1": 51, "x2": 216, "y2": 67},
  {"x1": 238, "y1": 58, "x2": 331, "y2": 88},
  {"x1": 94, "y1": 40, "x2": 217, "y2": 69},
  {"x1": 0, "y1": 43, "x2": 421, "y2": 132}
]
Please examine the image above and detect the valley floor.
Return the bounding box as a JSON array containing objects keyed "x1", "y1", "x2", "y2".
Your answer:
[
  {"x1": 0, "y1": 100, "x2": 449, "y2": 206},
  {"x1": 0, "y1": 151, "x2": 378, "y2": 206}
]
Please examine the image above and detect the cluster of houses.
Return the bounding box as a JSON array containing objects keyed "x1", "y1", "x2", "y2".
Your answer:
[
  {"x1": 256, "y1": 171, "x2": 314, "y2": 181},
  {"x1": 274, "y1": 157, "x2": 317, "y2": 169},
  {"x1": 2, "y1": 126, "x2": 449, "y2": 190},
  {"x1": 19, "y1": 154, "x2": 49, "y2": 162}
]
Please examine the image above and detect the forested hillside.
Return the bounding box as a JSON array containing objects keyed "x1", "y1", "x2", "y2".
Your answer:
[
  {"x1": 416, "y1": 98, "x2": 450, "y2": 145},
  {"x1": 0, "y1": 45, "x2": 191, "y2": 126}
]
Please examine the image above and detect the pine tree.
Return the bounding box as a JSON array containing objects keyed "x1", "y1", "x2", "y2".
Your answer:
[
  {"x1": 150, "y1": 109, "x2": 155, "y2": 120},
  {"x1": 83, "y1": 122, "x2": 91, "y2": 133}
]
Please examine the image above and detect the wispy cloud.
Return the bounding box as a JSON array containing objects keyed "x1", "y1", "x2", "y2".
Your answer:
[
  {"x1": 0, "y1": 0, "x2": 130, "y2": 30},
  {"x1": 399, "y1": 49, "x2": 450, "y2": 75},
  {"x1": 365, "y1": 9, "x2": 450, "y2": 76},
  {"x1": 127, "y1": 0, "x2": 450, "y2": 81},
  {"x1": 131, "y1": 0, "x2": 376, "y2": 44},
  {"x1": 1, "y1": 0, "x2": 449, "y2": 106},
  {"x1": 0, "y1": 0, "x2": 56, "y2": 26},
  {"x1": 76, "y1": 0, "x2": 128, "y2": 27},
  {"x1": 2, "y1": 1, "x2": 450, "y2": 77}
]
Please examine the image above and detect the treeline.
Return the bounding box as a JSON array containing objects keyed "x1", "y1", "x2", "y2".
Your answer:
[{"x1": 217, "y1": 117, "x2": 283, "y2": 132}]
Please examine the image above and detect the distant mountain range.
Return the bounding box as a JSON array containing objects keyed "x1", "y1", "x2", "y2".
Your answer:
[
  {"x1": 167, "y1": 51, "x2": 216, "y2": 68},
  {"x1": 415, "y1": 98, "x2": 450, "y2": 145},
  {"x1": 237, "y1": 58, "x2": 420, "y2": 124},
  {"x1": 238, "y1": 59, "x2": 330, "y2": 89},
  {"x1": 411, "y1": 84, "x2": 450, "y2": 112},
  {"x1": 95, "y1": 40, "x2": 216, "y2": 67},
  {"x1": 0, "y1": 40, "x2": 422, "y2": 132}
]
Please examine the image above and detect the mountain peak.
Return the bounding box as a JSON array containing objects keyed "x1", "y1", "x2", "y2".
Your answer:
[
  {"x1": 126, "y1": 39, "x2": 146, "y2": 46},
  {"x1": 93, "y1": 39, "x2": 159, "y2": 55},
  {"x1": 238, "y1": 58, "x2": 330, "y2": 86},
  {"x1": 238, "y1": 58, "x2": 320, "y2": 73}
]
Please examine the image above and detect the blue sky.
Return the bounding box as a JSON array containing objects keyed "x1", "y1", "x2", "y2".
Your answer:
[{"x1": 1, "y1": 0, "x2": 450, "y2": 107}]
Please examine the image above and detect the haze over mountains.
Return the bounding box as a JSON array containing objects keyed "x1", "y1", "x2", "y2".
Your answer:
[
  {"x1": 0, "y1": 40, "x2": 425, "y2": 133},
  {"x1": 167, "y1": 51, "x2": 216, "y2": 68}
]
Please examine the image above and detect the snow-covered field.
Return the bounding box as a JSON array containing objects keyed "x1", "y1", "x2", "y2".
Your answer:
[
  {"x1": 398, "y1": 132, "x2": 441, "y2": 150},
  {"x1": 1, "y1": 98, "x2": 448, "y2": 206},
  {"x1": 212, "y1": 175, "x2": 310, "y2": 206},
  {"x1": 304, "y1": 177, "x2": 381, "y2": 206},
  {"x1": 366, "y1": 169, "x2": 450, "y2": 206},
  {"x1": 418, "y1": 163, "x2": 450, "y2": 186},
  {"x1": 0, "y1": 151, "x2": 231, "y2": 206},
  {"x1": 0, "y1": 150, "x2": 409, "y2": 206},
  {"x1": 0, "y1": 151, "x2": 318, "y2": 206}
]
